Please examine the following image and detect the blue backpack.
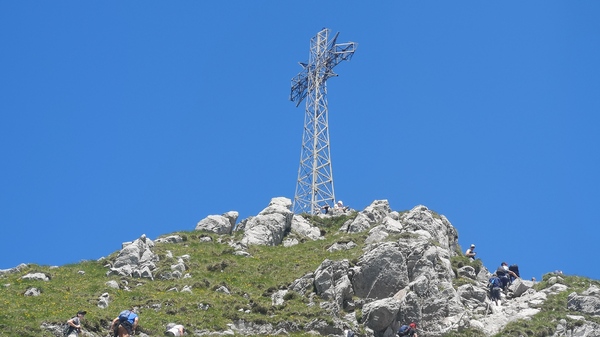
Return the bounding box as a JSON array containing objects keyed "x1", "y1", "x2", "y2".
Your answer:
[
  {"x1": 489, "y1": 276, "x2": 502, "y2": 289},
  {"x1": 398, "y1": 325, "x2": 410, "y2": 336},
  {"x1": 118, "y1": 310, "x2": 131, "y2": 322}
]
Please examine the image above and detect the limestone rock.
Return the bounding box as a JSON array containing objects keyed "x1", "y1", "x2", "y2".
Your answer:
[
  {"x1": 352, "y1": 242, "x2": 409, "y2": 299},
  {"x1": 272, "y1": 290, "x2": 288, "y2": 306},
  {"x1": 508, "y1": 278, "x2": 532, "y2": 298},
  {"x1": 24, "y1": 287, "x2": 41, "y2": 296},
  {"x1": 240, "y1": 198, "x2": 293, "y2": 246},
  {"x1": 362, "y1": 199, "x2": 392, "y2": 223},
  {"x1": 195, "y1": 212, "x2": 236, "y2": 235},
  {"x1": 106, "y1": 280, "x2": 119, "y2": 289},
  {"x1": 291, "y1": 214, "x2": 322, "y2": 240},
  {"x1": 108, "y1": 234, "x2": 158, "y2": 279},
  {"x1": 327, "y1": 241, "x2": 357, "y2": 252},
  {"x1": 567, "y1": 288, "x2": 600, "y2": 316},
  {"x1": 365, "y1": 225, "x2": 390, "y2": 244},
  {"x1": 155, "y1": 235, "x2": 184, "y2": 244},
  {"x1": 362, "y1": 297, "x2": 401, "y2": 332},
  {"x1": 457, "y1": 283, "x2": 488, "y2": 304},
  {"x1": 0, "y1": 263, "x2": 28, "y2": 276},
  {"x1": 21, "y1": 272, "x2": 49, "y2": 281},
  {"x1": 457, "y1": 265, "x2": 476, "y2": 279},
  {"x1": 283, "y1": 238, "x2": 299, "y2": 247},
  {"x1": 381, "y1": 215, "x2": 403, "y2": 233},
  {"x1": 98, "y1": 293, "x2": 110, "y2": 308},
  {"x1": 344, "y1": 213, "x2": 372, "y2": 233},
  {"x1": 313, "y1": 259, "x2": 354, "y2": 312},
  {"x1": 399, "y1": 205, "x2": 459, "y2": 255},
  {"x1": 289, "y1": 273, "x2": 315, "y2": 294}
]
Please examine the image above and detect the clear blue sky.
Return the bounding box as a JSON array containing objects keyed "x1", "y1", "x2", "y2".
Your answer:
[{"x1": 1, "y1": 2, "x2": 599, "y2": 281}]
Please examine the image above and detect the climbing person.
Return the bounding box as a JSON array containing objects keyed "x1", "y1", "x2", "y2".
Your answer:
[
  {"x1": 109, "y1": 308, "x2": 139, "y2": 337},
  {"x1": 488, "y1": 275, "x2": 502, "y2": 305},
  {"x1": 342, "y1": 325, "x2": 355, "y2": 337},
  {"x1": 397, "y1": 322, "x2": 418, "y2": 337},
  {"x1": 496, "y1": 262, "x2": 518, "y2": 290},
  {"x1": 508, "y1": 264, "x2": 520, "y2": 282},
  {"x1": 465, "y1": 244, "x2": 476, "y2": 260},
  {"x1": 64, "y1": 311, "x2": 86, "y2": 337},
  {"x1": 165, "y1": 323, "x2": 185, "y2": 336}
]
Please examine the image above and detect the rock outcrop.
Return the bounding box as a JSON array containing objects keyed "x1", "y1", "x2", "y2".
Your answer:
[
  {"x1": 28, "y1": 196, "x2": 597, "y2": 337},
  {"x1": 238, "y1": 197, "x2": 294, "y2": 247},
  {"x1": 106, "y1": 234, "x2": 159, "y2": 279},
  {"x1": 567, "y1": 285, "x2": 600, "y2": 316},
  {"x1": 0, "y1": 263, "x2": 28, "y2": 276},
  {"x1": 184, "y1": 198, "x2": 595, "y2": 336},
  {"x1": 195, "y1": 211, "x2": 238, "y2": 234}
]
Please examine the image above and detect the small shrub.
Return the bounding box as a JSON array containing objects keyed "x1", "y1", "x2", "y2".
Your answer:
[
  {"x1": 284, "y1": 291, "x2": 298, "y2": 301},
  {"x1": 451, "y1": 255, "x2": 482, "y2": 275},
  {"x1": 453, "y1": 277, "x2": 477, "y2": 288}
]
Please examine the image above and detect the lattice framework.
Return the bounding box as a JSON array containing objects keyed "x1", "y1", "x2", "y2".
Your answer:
[{"x1": 290, "y1": 28, "x2": 357, "y2": 214}]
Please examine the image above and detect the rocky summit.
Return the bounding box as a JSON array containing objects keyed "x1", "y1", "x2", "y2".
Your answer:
[{"x1": 2, "y1": 197, "x2": 600, "y2": 337}]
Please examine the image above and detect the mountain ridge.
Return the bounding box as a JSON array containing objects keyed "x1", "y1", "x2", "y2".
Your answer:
[{"x1": 1, "y1": 197, "x2": 599, "y2": 337}]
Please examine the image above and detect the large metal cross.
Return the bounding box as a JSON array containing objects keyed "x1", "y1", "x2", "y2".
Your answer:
[{"x1": 290, "y1": 28, "x2": 357, "y2": 214}]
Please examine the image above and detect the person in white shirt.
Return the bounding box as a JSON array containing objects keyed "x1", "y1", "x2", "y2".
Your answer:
[
  {"x1": 465, "y1": 244, "x2": 476, "y2": 259},
  {"x1": 166, "y1": 324, "x2": 185, "y2": 336}
]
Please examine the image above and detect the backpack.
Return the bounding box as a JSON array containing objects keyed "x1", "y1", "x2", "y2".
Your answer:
[
  {"x1": 62, "y1": 318, "x2": 75, "y2": 336},
  {"x1": 489, "y1": 276, "x2": 501, "y2": 289},
  {"x1": 118, "y1": 310, "x2": 131, "y2": 322},
  {"x1": 62, "y1": 324, "x2": 72, "y2": 336},
  {"x1": 397, "y1": 325, "x2": 410, "y2": 336}
]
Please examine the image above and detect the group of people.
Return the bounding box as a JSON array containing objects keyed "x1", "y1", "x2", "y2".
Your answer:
[
  {"x1": 321, "y1": 200, "x2": 350, "y2": 214},
  {"x1": 488, "y1": 262, "x2": 520, "y2": 305},
  {"x1": 397, "y1": 322, "x2": 418, "y2": 337},
  {"x1": 65, "y1": 304, "x2": 415, "y2": 337},
  {"x1": 464, "y1": 244, "x2": 522, "y2": 305},
  {"x1": 65, "y1": 308, "x2": 139, "y2": 337},
  {"x1": 64, "y1": 308, "x2": 184, "y2": 337}
]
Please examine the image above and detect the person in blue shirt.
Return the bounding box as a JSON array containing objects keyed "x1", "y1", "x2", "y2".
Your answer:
[{"x1": 109, "y1": 308, "x2": 139, "y2": 337}]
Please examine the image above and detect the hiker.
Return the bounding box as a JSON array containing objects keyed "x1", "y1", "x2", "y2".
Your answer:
[
  {"x1": 321, "y1": 204, "x2": 331, "y2": 214},
  {"x1": 64, "y1": 311, "x2": 86, "y2": 336},
  {"x1": 496, "y1": 262, "x2": 518, "y2": 289},
  {"x1": 342, "y1": 326, "x2": 355, "y2": 337},
  {"x1": 165, "y1": 323, "x2": 185, "y2": 336},
  {"x1": 397, "y1": 322, "x2": 418, "y2": 337},
  {"x1": 334, "y1": 200, "x2": 349, "y2": 213},
  {"x1": 508, "y1": 264, "x2": 520, "y2": 282},
  {"x1": 109, "y1": 308, "x2": 139, "y2": 337},
  {"x1": 488, "y1": 275, "x2": 502, "y2": 305},
  {"x1": 465, "y1": 244, "x2": 476, "y2": 259}
]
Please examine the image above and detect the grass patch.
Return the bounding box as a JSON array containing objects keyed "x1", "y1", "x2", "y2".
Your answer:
[
  {"x1": 451, "y1": 256, "x2": 483, "y2": 276},
  {"x1": 442, "y1": 328, "x2": 487, "y2": 337},
  {"x1": 0, "y1": 221, "x2": 366, "y2": 336}
]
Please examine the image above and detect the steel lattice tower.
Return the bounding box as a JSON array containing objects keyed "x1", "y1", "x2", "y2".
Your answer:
[{"x1": 290, "y1": 28, "x2": 357, "y2": 214}]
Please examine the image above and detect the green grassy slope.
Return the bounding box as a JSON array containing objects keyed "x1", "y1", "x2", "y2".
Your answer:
[{"x1": 1, "y1": 213, "x2": 598, "y2": 337}]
